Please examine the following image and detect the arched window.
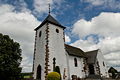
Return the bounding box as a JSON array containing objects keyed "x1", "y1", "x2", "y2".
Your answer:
[
  {"x1": 36, "y1": 65, "x2": 41, "y2": 80},
  {"x1": 74, "y1": 58, "x2": 78, "y2": 67},
  {"x1": 56, "y1": 29, "x2": 59, "y2": 33},
  {"x1": 39, "y1": 31, "x2": 42, "y2": 37},
  {"x1": 53, "y1": 57, "x2": 56, "y2": 71}
]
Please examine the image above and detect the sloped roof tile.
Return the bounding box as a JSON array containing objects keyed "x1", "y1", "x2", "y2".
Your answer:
[
  {"x1": 65, "y1": 44, "x2": 86, "y2": 57},
  {"x1": 35, "y1": 14, "x2": 65, "y2": 30},
  {"x1": 85, "y1": 49, "x2": 99, "y2": 64}
]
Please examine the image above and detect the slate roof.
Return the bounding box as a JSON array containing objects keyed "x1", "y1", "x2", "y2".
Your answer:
[
  {"x1": 65, "y1": 44, "x2": 86, "y2": 57},
  {"x1": 85, "y1": 49, "x2": 99, "y2": 64},
  {"x1": 35, "y1": 14, "x2": 65, "y2": 30},
  {"x1": 65, "y1": 44, "x2": 99, "y2": 63}
]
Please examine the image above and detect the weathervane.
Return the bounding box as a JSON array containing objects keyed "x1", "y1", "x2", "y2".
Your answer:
[{"x1": 48, "y1": 0, "x2": 51, "y2": 15}]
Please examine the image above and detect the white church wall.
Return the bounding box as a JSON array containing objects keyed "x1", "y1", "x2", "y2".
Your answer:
[
  {"x1": 33, "y1": 20, "x2": 109, "y2": 80},
  {"x1": 93, "y1": 62, "x2": 99, "y2": 75},
  {"x1": 48, "y1": 23, "x2": 68, "y2": 80},
  {"x1": 33, "y1": 24, "x2": 47, "y2": 80},
  {"x1": 65, "y1": 51, "x2": 71, "y2": 79},
  {"x1": 68, "y1": 55, "x2": 86, "y2": 79},
  {"x1": 97, "y1": 50, "x2": 109, "y2": 78}
]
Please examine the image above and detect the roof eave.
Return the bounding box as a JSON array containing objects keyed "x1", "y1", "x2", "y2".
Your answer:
[
  {"x1": 68, "y1": 54, "x2": 86, "y2": 58},
  {"x1": 34, "y1": 20, "x2": 66, "y2": 31}
]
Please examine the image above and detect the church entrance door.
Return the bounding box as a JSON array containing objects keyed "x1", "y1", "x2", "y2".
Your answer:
[
  {"x1": 36, "y1": 65, "x2": 41, "y2": 80},
  {"x1": 89, "y1": 64, "x2": 95, "y2": 74}
]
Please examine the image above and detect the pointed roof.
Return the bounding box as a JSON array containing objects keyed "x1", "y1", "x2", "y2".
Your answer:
[
  {"x1": 35, "y1": 14, "x2": 65, "y2": 30},
  {"x1": 65, "y1": 44, "x2": 86, "y2": 57},
  {"x1": 85, "y1": 49, "x2": 99, "y2": 64}
]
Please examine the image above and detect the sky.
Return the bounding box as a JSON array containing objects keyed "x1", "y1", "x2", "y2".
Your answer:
[{"x1": 0, "y1": 0, "x2": 120, "y2": 72}]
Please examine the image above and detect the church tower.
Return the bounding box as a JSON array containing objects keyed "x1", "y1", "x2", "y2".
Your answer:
[{"x1": 33, "y1": 14, "x2": 68, "y2": 80}]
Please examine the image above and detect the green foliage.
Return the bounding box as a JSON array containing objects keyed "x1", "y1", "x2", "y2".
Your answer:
[
  {"x1": 20, "y1": 72, "x2": 33, "y2": 79},
  {"x1": 0, "y1": 33, "x2": 22, "y2": 80},
  {"x1": 47, "y1": 72, "x2": 60, "y2": 80}
]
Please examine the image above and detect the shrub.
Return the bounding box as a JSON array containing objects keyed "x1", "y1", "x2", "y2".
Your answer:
[{"x1": 47, "y1": 72, "x2": 60, "y2": 80}]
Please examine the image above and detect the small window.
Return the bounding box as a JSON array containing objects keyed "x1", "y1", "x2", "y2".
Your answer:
[
  {"x1": 74, "y1": 58, "x2": 78, "y2": 67},
  {"x1": 39, "y1": 31, "x2": 42, "y2": 37},
  {"x1": 103, "y1": 62, "x2": 105, "y2": 66},
  {"x1": 56, "y1": 29, "x2": 59, "y2": 33}
]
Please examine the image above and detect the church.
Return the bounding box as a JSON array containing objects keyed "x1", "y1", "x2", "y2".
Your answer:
[{"x1": 32, "y1": 14, "x2": 109, "y2": 80}]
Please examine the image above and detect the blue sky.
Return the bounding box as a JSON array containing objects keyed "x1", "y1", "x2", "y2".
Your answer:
[
  {"x1": 1, "y1": 0, "x2": 120, "y2": 25},
  {"x1": 0, "y1": 0, "x2": 120, "y2": 72}
]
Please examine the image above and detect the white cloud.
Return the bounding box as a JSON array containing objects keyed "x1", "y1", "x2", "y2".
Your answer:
[
  {"x1": 0, "y1": 0, "x2": 30, "y2": 13},
  {"x1": 72, "y1": 12, "x2": 120, "y2": 38},
  {"x1": 33, "y1": 0, "x2": 50, "y2": 15},
  {"x1": 83, "y1": 0, "x2": 120, "y2": 9},
  {"x1": 71, "y1": 12, "x2": 120, "y2": 71},
  {"x1": 104, "y1": 52, "x2": 120, "y2": 60},
  {"x1": 33, "y1": 0, "x2": 64, "y2": 16},
  {"x1": 0, "y1": 4, "x2": 40, "y2": 72},
  {"x1": 85, "y1": 0, "x2": 105, "y2": 6},
  {"x1": 65, "y1": 35, "x2": 71, "y2": 43},
  {"x1": 71, "y1": 39, "x2": 97, "y2": 52},
  {"x1": 72, "y1": 19, "x2": 92, "y2": 38},
  {"x1": 0, "y1": 4, "x2": 14, "y2": 15},
  {"x1": 98, "y1": 37, "x2": 120, "y2": 54}
]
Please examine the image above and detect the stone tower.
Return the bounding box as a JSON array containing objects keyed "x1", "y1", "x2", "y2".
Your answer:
[{"x1": 33, "y1": 14, "x2": 68, "y2": 80}]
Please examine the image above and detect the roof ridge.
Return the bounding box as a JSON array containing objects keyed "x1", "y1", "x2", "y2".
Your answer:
[
  {"x1": 47, "y1": 14, "x2": 61, "y2": 25},
  {"x1": 65, "y1": 44, "x2": 87, "y2": 57},
  {"x1": 85, "y1": 49, "x2": 99, "y2": 53},
  {"x1": 65, "y1": 44, "x2": 84, "y2": 52}
]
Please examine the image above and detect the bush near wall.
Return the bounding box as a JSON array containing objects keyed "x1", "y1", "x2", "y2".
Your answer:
[
  {"x1": 47, "y1": 72, "x2": 60, "y2": 80},
  {"x1": 19, "y1": 72, "x2": 33, "y2": 80}
]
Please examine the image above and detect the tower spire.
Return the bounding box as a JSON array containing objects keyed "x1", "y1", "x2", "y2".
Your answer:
[{"x1": 48, "y1": 0, "x2": 50, "y2": 15}]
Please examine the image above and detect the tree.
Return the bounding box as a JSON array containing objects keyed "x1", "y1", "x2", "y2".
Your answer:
[{"x1": 0, "y1": 33, "x2": 22, "y2": 80}]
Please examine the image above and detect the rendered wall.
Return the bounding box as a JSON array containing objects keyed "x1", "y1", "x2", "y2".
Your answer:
[
  {"x1": 68, "y1": 55, "x2": 86, "y2": 79},
  {"x1": 97, "y1": 50, "x2": 109, "y2": 78},
  {"x1": 48, "y1": 23, "x2": 68, "y2": 80},
  {"x1": 33, "y1": 24, "x2": 47, "y2": 80}
]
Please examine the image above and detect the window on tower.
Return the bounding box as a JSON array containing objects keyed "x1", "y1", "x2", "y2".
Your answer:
[
  {"x1": 39, "y1": 31, "x2": 42, "y2": 37},
  {"x1": 74, "y1": 58, "x2": 78, "y2": 67},
  {"x1": 56, "y1": 29, "x2": 59, "y2": 33},
  {"x1": 103, "y1": 62, "x2": 105, "y2": 66}
]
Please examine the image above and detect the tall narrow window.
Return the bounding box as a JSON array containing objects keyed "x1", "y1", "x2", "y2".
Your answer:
[
  {"x1": 39, "y1": 31, "x2": 42, "y2": 37},
  {"x1": 103, "y1": 62, "x2": 105, "y2": 66},
  {"x1": 74, "y1": 58, "x2": 78, "y2": 67}
]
